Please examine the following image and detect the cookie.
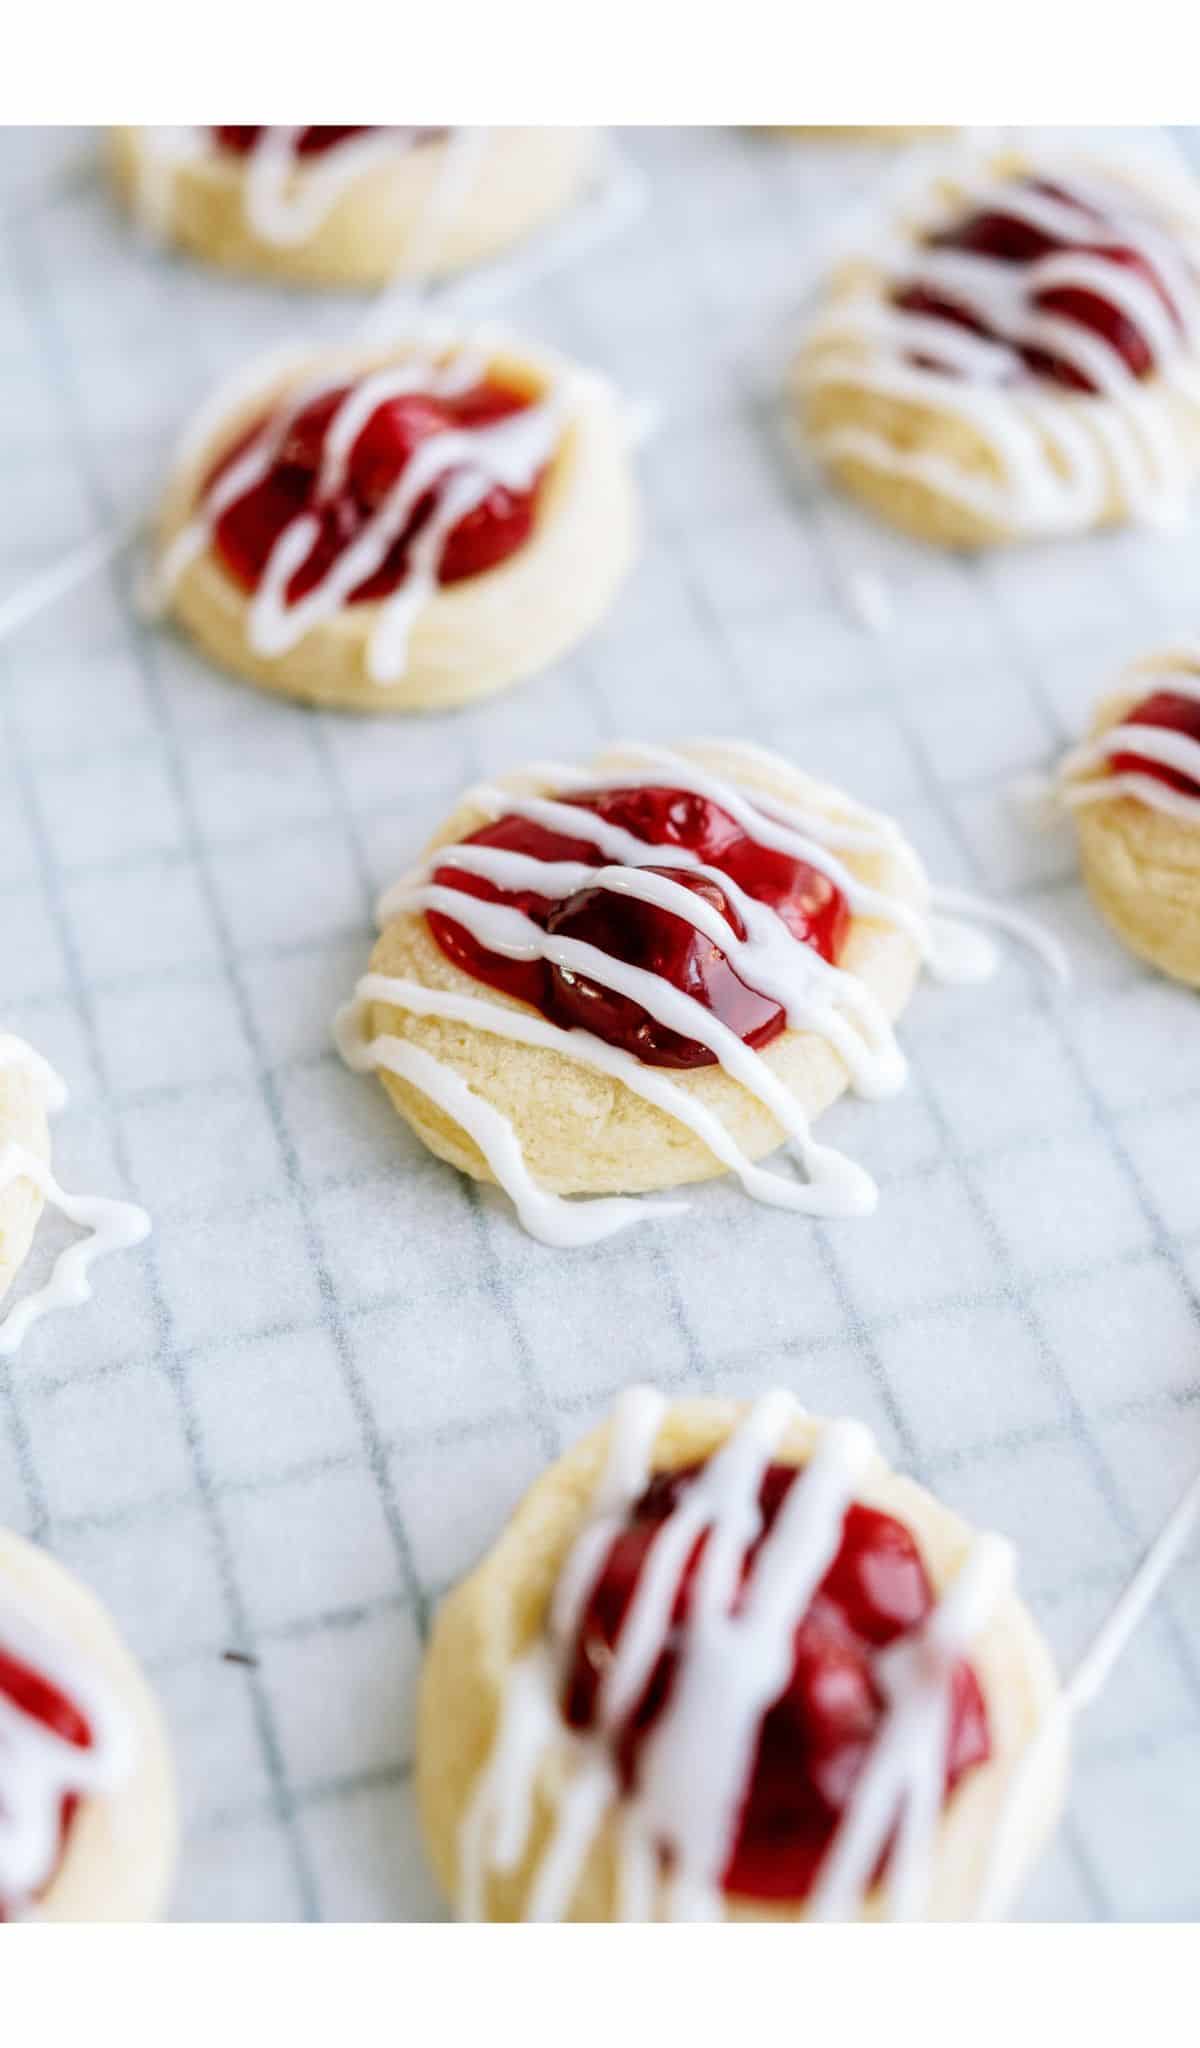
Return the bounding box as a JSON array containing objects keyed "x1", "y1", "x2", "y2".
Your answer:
[
  {"x1": 336, "y1": 737, "x2": 1005, "y2": 1245},
  {"x1": 794, "y1": 148, "x2": 1200, "y2": 546},
  {"x1": 150, "y1": 328, "x2": 637, "y2": 713},
  {"x1": 109, "y1": 126, "x2": 597, "y2": 288},
  {"x1": 0, "y1": 1529, "x2": 176, "y2": 1921},
  {"x1": 1059, "y1": 644, "x2": 1200, "y2": 987},
  {"x1": 417, "y1": 1387, "x2": 1065, "y2": 1920}
]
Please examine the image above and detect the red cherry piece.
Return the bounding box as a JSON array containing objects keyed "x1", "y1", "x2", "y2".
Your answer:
[
  {"x1": 895, "y1": 176, "x2": 1177, "y2": 392},
  {"x1": 425, "y1": 786, "x2": 850, "y2": 1067},
  {"x1": 561, "y1": 1461, "x2": 991, "y2": 1906},
  {"x1": 0, "y1": 1646, "x2": 92, "y2": 1748},
  {"x1": 212, "y1": 126, "x2": 376, "y2": 158},
  {"x1": 206, "y1": 377, "x2": 543, "y2": 606},
  {"x1": 0, "y1": 1645, "x2": 92, "y2": 1919},
  {"x1": 1110, "y1": 689, "x2": 1200, "y2": 798},
  {"x1": 345, "y1": 394, "x2": 455, "y2": 511},
  {"x1": 544, "y1": 868, "x2": 780, "y2": 1070}
]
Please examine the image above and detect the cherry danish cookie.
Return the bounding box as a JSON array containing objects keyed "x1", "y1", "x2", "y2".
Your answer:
[
  {"x1": 151, "y1": 331, "x2": 637, "y2": 713},
  {"x1": 1058, "y1": 644, "x2": 1200, "y2": 986},
  {"x1": 794, "y1": 148, "x2": 1200, "y2": 547},
  {"x1": 417, "y1": 1388, "x2": 1064, "y2": 1921},
  {"x1": 108, "y1": 126, "x2": 597, "y2": 288},
  {"x1": 335, "y1": 737, "x2": 1004, "y2": 1246}
]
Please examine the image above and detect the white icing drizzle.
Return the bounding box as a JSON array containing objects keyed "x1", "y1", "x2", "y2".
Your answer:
[
  {"x1": 1058, "y1": 648, "x2": 1200, "y2": 825},
  {"x1": 0, "y1": 524, "x2": 138, "y2": 650},
  {"x1": 459, "y1": 1389, "x2": 1200, "y2": 1922},
  {"x1": 929, "y1": 886, "x2": 1072, "y2": 985},
  {"x1": 355, "y1": 127, "x2": 497, "y2": 344},
  {"x1": 457, "y1": 1388, "x2": 1010, "y2": 1923},
  {"x1": 976, "y1": 1458, "x2": 1200, "y2": 1920},
  {"x1": 134, "y1": 126, "x2": 449, "y2": 251},
  {"x1": 0, "y1": 1033, "x2": 67, "y2": 1114},
  {"x1": 241, "y1": 128, "x2": 420, "y2": 249},
  {"x1": 150, "y1": 340, "x2": 570, "y2": 687},
  {"x1": 0, "y1": 1591, "x2": 134, "y2": 1914},
  {"x1": 435, "y1": 133, "x2": 647, "y2": 324},
  {"x1": 803, "y1": 154, "x2": 1200, "y2": 534},
  {"x1": 336, "y1": 742, "x2": 1063, "y2": 1247},
  {"x1": 0, "y1": 1036, "x2": 151, "y2": 1358}
]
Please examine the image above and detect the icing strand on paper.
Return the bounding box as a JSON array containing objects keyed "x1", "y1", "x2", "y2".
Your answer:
[
  {"x1": 457, "y1": 1388, "x2": 1010, "y2": 1923},
  {"x1": 1058, "y1": 649, "x2": 1200, "y2": 825},
  {"x1": 0, "y1": 1036, "x2": 151, "y2": 1358},
  {"x1": 434, "y1": 135, "x2": 649, "y2": 323},
  {"x1": 0, "y1": 1593, "x2": 134, "y2": 1914},
  {"x1": 336, "y1": 742, "x2": 1070, "y2": 1247},
  {"x1": 976, "y1": 1458, "x2": 1200, "y2": 1920},
  {"x1": 803, "y1": 154, "x2": 1200, "y2": 534},
  {"x1": 149, "y1": 341, "x2": 569, "y2": 687}
]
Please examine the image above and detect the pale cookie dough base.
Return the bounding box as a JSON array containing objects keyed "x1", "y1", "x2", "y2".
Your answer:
[
  {"x1": 1073, "y1": 690, "x2": 1200, "y2": 988},
  {"x1": 791, "y1": 155, "x2": 1200, "y2": 550},
  {"x1": 793, "y1": 349, "x2": 1200, "y2": 552},
  {"x1": 159, "y1": 338, "x2": 637, "y2": 714},
  {"x1": 366, "y1": 740, "x2": 925, "y2": 1196},
  {"x1": 0, "y1": 1056, "x2": 51, "y2": 1310},
  {"x1": 417, "y1": 1399, "x2": 1066, "y2": 1922},
  {"x1": 0, "y1": 1531, "x2": 177, "y2": 1922},
  {"x1": 108, "y1": 127, "x2": 597, "y2": 289}
]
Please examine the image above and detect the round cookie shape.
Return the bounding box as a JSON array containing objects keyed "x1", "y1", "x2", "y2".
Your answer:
[
  {"x1": 1059, "y1": 646, "x2": 1200, "y2": 987},
  {"x1": 0, "y1": 1035, "x2": 55, "y2": 1311},
  {"x1": 108, "y1": 126, "x2": 598, "y2": 288},
  {"x1": 417, "y1": 1389, "x2": 1065, "y2": 1921},
  {"x1": 0, "y1": 1530, "x2": 176, "y2": 1921},
  {"x1": 794, "y1": 148, "x2": 1200, "y2": 548},
  {"x1": 151, "y1": 330, "x2": 637, "y2": 713},
  {"x1": 335, "y1": 737, "x2": 981, "y2": 1246}
]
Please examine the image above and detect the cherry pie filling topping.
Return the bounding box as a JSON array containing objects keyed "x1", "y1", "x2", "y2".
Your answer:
[
  {"x1": 562, "y1": 1460, "x2": 990, "y2": 1903},
  {"x1": 206, "y1": 378, "x2": 545, "y2": 605},
  {"x1": 210, "y1": 126, "x2": 444, "y2": 158},
  {"x1": 427, "y1": 785, "x2": 851, "y2": 1069},
  {"x1": 0, "y1": 1642, "x2": 93, "y2": 1920},
  {"x1": 1109, "y1": 689, "x2": 1200, "y2": 798},
  {"x1": 893, "y1": 176, "x2": 1183, "y2": 393}
]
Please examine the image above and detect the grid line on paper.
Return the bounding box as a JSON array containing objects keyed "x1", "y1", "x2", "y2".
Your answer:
[
  {"x1": 2, "y1": 200, "x2": 333, "y2": 1919},
  {"x1": 1, "y1": 648, "x2": 324, "y2": 1918},
  {"x1": 32, "y1": 238, "x2": 437, "y2": 1646},
  {"x1": 0, "y1": 125, "x2": 1198, "y2": 1924},
  {"x1": 888, "y1": 625, "x2": 1200, "y2": 1705}
]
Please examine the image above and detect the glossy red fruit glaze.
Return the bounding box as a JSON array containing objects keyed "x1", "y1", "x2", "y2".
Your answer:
[
  {"x1": 894, "y1": 176, "x2": 1180, "y2": 393},
  {"x1": 207, "y1": 379, "x2": 542, "y2": 605},
  {"x1": 427, "y1": 785, "x2": 850, "y2": 1070},
  {"x1": 1110, "y1": 690, "x2": 1200, "y2": 798},
  {"x1": 212, "y1": 126, "x2": 378, "y2": 158},
  {"x1": 562, "y1": 1461, "x2": 990, "y2": 1904},
  {"x1": 0, "y1": 1645, "x2": 91, "y2": 1917}
]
